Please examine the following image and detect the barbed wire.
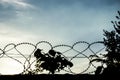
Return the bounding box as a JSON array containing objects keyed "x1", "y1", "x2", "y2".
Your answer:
[{"x1": 0, "y1": 41, "x2": 105, "y2": 75}]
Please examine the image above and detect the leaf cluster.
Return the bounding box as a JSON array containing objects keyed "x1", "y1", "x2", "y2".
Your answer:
[
  {"x1": 91, "y1": 11, "x2": 120, "y2": 75},
  {"x1": 34, "y1": 49, "x2": 73, "y2": 74}
]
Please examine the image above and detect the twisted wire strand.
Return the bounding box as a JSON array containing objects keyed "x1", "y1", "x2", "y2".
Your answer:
[
  {"x1": 0, "y1": 41, "x2": 105, "y2": 75},
  {"x1": 0, "y1": 48, "x2": 5, "y2": 58},
  {"x1": 53, "y1": 44, "x2": 73, "y2": 59},
  {"x1": 3, "y1": 43, "x2": 25, "y2": 70},
  {"x1": 89, "y1": 41, "x2": 104, "y2": 55},
  {"x1": 70, "y1": 41, "x2": 90, "y2": 61},
  {"x1": 36, "y1": 41, "x2": 53, "y2": 50},
  {"x1": 16, "y1": 42, "x2": 36, "y2": 72}
]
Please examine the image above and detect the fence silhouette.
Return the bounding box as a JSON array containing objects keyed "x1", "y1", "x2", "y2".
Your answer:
[{"x1": 0, "y1": 41, "x2": 105, "y2": 75}]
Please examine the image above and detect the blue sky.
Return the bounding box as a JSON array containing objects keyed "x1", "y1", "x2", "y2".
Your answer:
[
  {"x1": 0, "y1": 0, "x2": 120, "y2": 46},
  {"x1": 0, "y1": 0, "x2": 120, "y2": 75}
]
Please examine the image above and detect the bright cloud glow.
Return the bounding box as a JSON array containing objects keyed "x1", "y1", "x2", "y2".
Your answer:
[
  {"x1": 0, "y1": 23, "x2": 38, "y2": 48},
  {"x1": 0, "y1": 0, "x2": 34, "y2": 9}
]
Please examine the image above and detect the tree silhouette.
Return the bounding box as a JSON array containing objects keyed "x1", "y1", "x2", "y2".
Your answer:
[
  {"x1": 34, "y1": 49, "x2": 73, "y2": 74},
  {"x1": 91, "y1": 11, "x2": 120, "y2": 75}
]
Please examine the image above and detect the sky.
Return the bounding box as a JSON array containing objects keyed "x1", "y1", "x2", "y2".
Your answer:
[
  {"x1": 0, "y1": 0, "x2": 120, "y2": 74},
  {"x1": 0, "y1": 0, "x2": 120, "y2": 45}
]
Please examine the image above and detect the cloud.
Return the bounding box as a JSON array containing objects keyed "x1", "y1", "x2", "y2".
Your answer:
[
  {"x1": 0, "y1": 23, "x2": 68, "y2": 48},
  {"x1": 0, "y1": 0, "x2": 119, "y2": 44},
  {"x1": 26, "y1": 0, "x2": 120, "y2": 9},
  {"x1": 0, "y1": 0, "x2": 119, "y2": 74},
  {"x1": 0, "y1": 0, "x2": 33, "y2": 9},
  {"x1": 0, "y1": 23, "x2": 38, "y2": 47},
  {"x1": 0, "y1": 0, "x2": 34, "y2": 22}
]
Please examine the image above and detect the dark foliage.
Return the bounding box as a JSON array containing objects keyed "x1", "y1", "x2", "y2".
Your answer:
[
  {"x1": 34, "y1": 49, "x2": 73, "y2": 74},
  {"x1": 91, "y1": 11, "x2": 120, "y2": 75}
]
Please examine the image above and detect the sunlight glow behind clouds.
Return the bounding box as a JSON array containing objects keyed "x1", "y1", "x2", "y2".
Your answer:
[{"x1": 0, "y1": 23, "x2": 38, "y2": 48}]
